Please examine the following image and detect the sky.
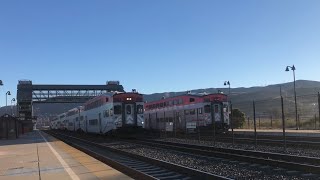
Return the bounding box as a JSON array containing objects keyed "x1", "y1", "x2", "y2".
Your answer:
[{"x1": 1, "y1": 0, "x2": 320, "y2": 106}]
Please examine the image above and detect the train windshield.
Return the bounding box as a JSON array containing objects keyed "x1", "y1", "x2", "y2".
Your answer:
[
  {"x1": 214, "y1": 105, "x2": 219, "y2": 113},
  {"x1": 204, "y1": 105, "x2": 210, "y2": 113},
  {"x1": 126, "y1": 105, "x2": 132, "y2": 114},
  {"x1": 137, "y1": 105, "x2": 143, "y2": 114},
  {"x1": 114, "y1": 105, "x2": 122, "y2": 115}
]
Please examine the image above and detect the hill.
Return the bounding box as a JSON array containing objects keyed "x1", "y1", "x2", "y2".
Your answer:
[
  {"x1": 144, "y1": 80, "x2": 320, "y2": 119},
  {"x1": 1, "y1": 80, "x2": 319, "y2": 121}
]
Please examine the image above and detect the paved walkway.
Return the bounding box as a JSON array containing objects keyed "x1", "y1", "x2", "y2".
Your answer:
[{"x1": 0, "y1": 130, "x2": 131, "y2": 180}]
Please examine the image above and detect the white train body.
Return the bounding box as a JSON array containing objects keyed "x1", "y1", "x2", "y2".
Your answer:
[
  {"x1": 55, "y1": 113, "x2": 66, "y2": 130},
  {"x1": 51, "y1": 92, "x2": 144, "y2": 134},
  {"x1": 144, "y1": 93, "x2": 230, "y2": 132},
  {"x1": 65, "y1": 107, "x2": 83, "y2": 131},
  {"x1": 50, "y1": 117, "x2": 58, "y2": 129}
]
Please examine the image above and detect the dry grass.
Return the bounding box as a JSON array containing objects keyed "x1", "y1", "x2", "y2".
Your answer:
[{"x1": 240, "y1": 118, "x2": 320, "y2": 130}]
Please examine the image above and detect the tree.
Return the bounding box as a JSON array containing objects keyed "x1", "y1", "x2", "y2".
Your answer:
[{"x1": 231, "y1": 109, "x2": 246, "y2": 128}]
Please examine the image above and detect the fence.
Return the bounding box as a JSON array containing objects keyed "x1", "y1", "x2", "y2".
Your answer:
[
  {"x1": 0, "y1": 114, "x2": 20, "y2": 139},
  {"x1": 233, "y1": 92, "x2": 320, "y2": 130},
  {"x1": 0, "y1": 114, "x2": 34, "y2": 139}
]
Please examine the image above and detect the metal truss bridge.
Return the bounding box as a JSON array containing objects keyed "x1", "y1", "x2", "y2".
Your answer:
[{"x1": 17, "y1": 80, "x2": 124, "y2": 121}]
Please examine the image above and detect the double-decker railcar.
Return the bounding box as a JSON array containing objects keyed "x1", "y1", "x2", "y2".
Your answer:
[
  {"x1": 144, "y1": 93, "x2": 230, "y2": 133},
  {"x1": 56, "y1": 113, "x2": 66, "y2": 130},
  {"x1": 50, "y1": 117, "x2": 58, "y2": 129},
  {"x1": 51, "y1": 91, "x2": 145, "y2": 135},
  {"x1": 65, "y1": 107, "x2": 83, "y2": 131}
]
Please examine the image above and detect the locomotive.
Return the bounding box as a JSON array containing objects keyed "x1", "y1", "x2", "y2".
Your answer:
[{"x1": 51, "y1": 91, "x2": 144, "y2": 134}]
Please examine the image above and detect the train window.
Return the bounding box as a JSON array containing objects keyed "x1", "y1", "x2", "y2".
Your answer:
[
  {"x1": 80, "y1": 116, "x2": 83, "y2": 121},
  {"x1": 189, "y1": 98, "x2": 195, "y2": 102},
  {"x1": 110, "y1": 109, "x2": 113, "y2": 116},
  {"x1": 75, "y1": 117, "x2": 78, "y2": 122},
  {"x1": 126, "y1": 105, "x2": 132, "y2": 114},
  {"x1": 160, "y1": 103, "x2": 163, "y2": 107},
  {"x1": 190, "y1": 109, "x2": 195, "y2": 115},
  {"x1": 156, "y1": 104, "x2": 160, "y2": 108},
  {"x1": 178, "y1": 99, "x2": 183, "y2": 104},
  {"x1": 114, "y1": 105, "x2": 122, "y2": 114},
  {"x1": 104, "y1": 110, "x2": 109, "y2": 117},
  {"x1": 89, "y1": 119, "x2": 98, "y2": 126},
  {"x1": 204, "y1": 105, "x2": 210, "y2": 113},
  {"x1": 215, "y1": 105, "x2": 219, "y2": 113},
  {"x1": 198, "y1": 108, "x2": 203, "y2": 114},
  {"x1": 106, "y1": 98, "x2": 109, "y2": 102},
  {"x1": 204, "y1": 98, "x2": 210, "y2": 102},
  {"x1": 137, "y1": 105, "x2": 143, "y2": 114},
  {"x1": 174, "y1": 100, "x2": 178, "y2": 105},
  {"x1": 184, "y1": 110, "x2": 189, "y2": 115}
]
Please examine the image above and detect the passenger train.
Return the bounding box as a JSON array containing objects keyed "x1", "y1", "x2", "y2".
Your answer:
[
  {"x1": 144, "y1": 92, "x2": 230, "y2": 133},
  {"x1": 50, "y1": 91, "x2": 145, "y2": 134}
]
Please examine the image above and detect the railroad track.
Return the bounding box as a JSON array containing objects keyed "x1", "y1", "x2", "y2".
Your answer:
[
  {"x1": 217, "y1": 136, "x2": 320, "y2": 147},
  {"x1": 152, "y1": 133, "x2": 320, "y2": 148},
  {"x1": 44, "y1": 131, "x2": 230, "y2": 180},
  {"x1": 132, "y1": 139, "x2": 320, "y2": 175}
]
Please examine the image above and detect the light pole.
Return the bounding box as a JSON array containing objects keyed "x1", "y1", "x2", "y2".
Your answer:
[
  {"x1": 77, "y1": 107, "x2": 81, "y2": 132},
  {"x1": 6, "y1": 91, "x2": 11, "y2": 114},
  {"x1": 285, "y1": 65, "x2": 298, "y2": 130},
  {"x1": 0, "y1": 80, "x2": 3, "y2": 108},
  {"x1": 11, "y1": 98, "x2": 15, "y2": 116},
  {"x1": 224, "y1": 81, "x2": 231, "y2": 97},
  {"x1": 224, "y1": 81, "x2": 233, "y2": 145}
]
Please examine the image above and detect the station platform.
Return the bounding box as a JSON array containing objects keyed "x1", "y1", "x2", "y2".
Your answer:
[
  {"x1": 0, "y1": 130, "x2": 131, "y2": 180},
  {"x1": 233, "y1": 129, "x2": 320, "y2": 137}
]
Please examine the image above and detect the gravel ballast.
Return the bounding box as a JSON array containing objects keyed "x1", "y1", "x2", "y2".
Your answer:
[
  {"x1": 107, "y1": 142, "x2": 318, "y2": 179},
  {"x1": 158, "y1": 138, "x2": 320, "y2": 158}
]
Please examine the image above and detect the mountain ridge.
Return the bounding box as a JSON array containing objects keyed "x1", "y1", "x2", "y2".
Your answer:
[
  {"x1": 143, "y1": 80, "x2": 320, "y2": 102},
  {"x1": 1, "y1": 80, "x2": 320, "y2": 119}
]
